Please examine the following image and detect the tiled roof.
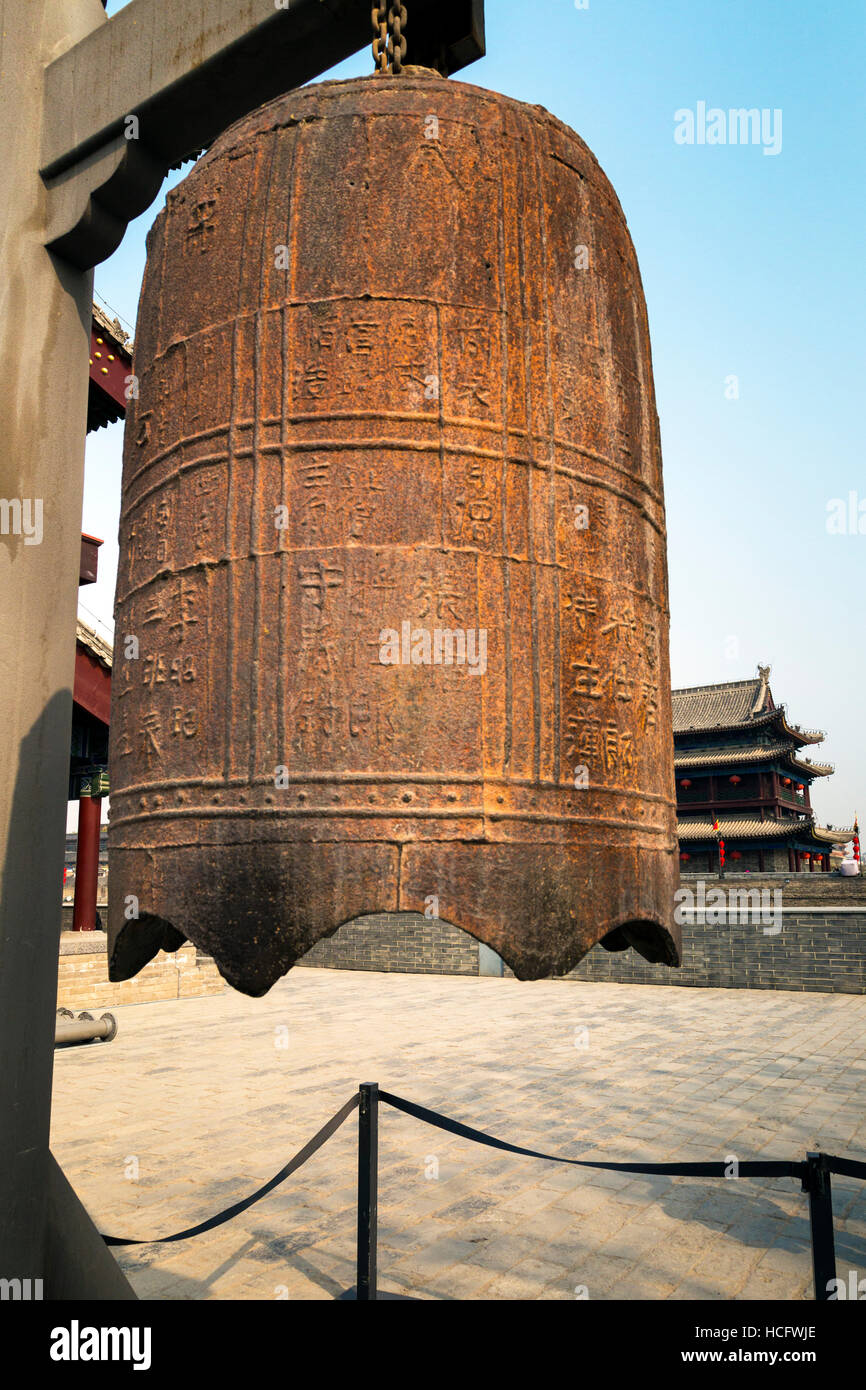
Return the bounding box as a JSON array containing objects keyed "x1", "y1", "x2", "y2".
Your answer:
[
  {"x1": 76, "y1": 618, "x2": 112, "y2": 671},
  {"x1": 674, "y1": 746, "x2": 834, "y2": 776},
  {"x1": 672, "y1": 678, "x2": 767, "y2": 732},
  {"x1": 92, "y1": 302, "x2": 132, "y2": 355},
  {"x1": 678, "y1": 815, "x2": 853, "y2": 845},
  {"x1": 672, "y1": 673, "x2": 825, "y2": 745}
]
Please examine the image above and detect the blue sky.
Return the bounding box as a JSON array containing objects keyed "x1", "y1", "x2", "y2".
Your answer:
[{"x1": 86, "y1": 0, "x2": 864, "y2": 826}]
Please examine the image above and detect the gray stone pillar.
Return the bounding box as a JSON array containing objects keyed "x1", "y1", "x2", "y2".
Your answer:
[{"x1": 0, "y1": 0, "x2": 126, "y2": 1291}]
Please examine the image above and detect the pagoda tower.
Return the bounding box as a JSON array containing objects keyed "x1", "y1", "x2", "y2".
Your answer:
[{"x1": 673, "y1": 666, "x2": 852, "y2": 873}]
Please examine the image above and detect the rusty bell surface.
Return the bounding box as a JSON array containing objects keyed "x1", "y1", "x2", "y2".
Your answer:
[{"x1": 108, "y1": 71, "x2": 680, "y2": 996}]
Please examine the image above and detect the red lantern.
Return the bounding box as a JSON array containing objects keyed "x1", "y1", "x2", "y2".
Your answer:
[
  {"x1": 783, "y1": 777, "x2": 792, "y2": 786},
  {"x1": 680, "y1": 779, "x2": 692, "y2": 789},
  {"x1": 731, "y1": 850, "x2": 742, "y2": 860},
  {"x1": 796, "y1": 784, "x2": 804, "y2": 792},
  {"x1": 729, "y1": 775, "x2": 741, "y2": 786}
]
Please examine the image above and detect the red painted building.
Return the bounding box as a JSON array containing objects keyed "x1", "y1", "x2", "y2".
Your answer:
[{"x1": 68, "y1": 305, "x2": 132, "y2": 929}]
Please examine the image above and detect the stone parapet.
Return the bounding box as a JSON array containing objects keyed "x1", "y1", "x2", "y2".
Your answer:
[{"x1": 57, "y1": 931, "x2": 225, "y2": 1010}]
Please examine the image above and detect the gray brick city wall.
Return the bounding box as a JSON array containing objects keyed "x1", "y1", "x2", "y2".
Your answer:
[
  {"x1": 299, "y1": 912, "x2": 480, "y2": 976},
  {"x1": 570, "y1": 912, "x2": 865, "y2": 993},
  {"x1": 295, "y1": 879, "x2": 866, "y2": 994}
]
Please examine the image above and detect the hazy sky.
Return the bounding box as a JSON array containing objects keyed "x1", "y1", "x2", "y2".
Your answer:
[{"x1": 85, "y1": 0, "x2": 864, "y2": 828}]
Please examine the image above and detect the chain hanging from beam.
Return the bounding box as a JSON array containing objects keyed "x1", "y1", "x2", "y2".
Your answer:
[{"x1": 372, "y1": 4, "x2": 408, "y2": 74}]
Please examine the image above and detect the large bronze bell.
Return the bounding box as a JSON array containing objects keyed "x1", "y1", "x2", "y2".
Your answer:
[{"x1": 108, "y1": 71, "x2": 680, "y2": 995}]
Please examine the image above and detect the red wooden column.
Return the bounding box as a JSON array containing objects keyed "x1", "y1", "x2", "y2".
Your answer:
[{"x1": 71, "y1": 789, "x2": 102, "y2": 932}]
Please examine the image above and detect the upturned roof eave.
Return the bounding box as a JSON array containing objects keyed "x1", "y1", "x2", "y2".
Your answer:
[
  {"x1": 674, "y1": 706, "x2": 825, "y2": 746},
  {"x1": 673, "y1": 747, "x2": 834, "y2": 777},
  {"x1": 677, "y1": 816, "x2": 853, "y2": 846}
]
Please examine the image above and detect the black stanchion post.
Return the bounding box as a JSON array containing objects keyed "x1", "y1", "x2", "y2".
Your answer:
[
  {"x1": 804, "y1": 1152, "x2": 837, "y2": 1300},
  {"x1": 356, "y1": 1082, "x2": 379, "y2": 1301}
]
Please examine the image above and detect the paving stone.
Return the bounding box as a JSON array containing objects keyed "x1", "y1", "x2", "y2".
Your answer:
[
  {"x1": 498, "y1": 1187, "x2": 560, "y2": 1217},
  {"x1": 477, "y1": 1257, "x2": 569, "y2": 1300},
  {"x1": 387, "y1": 1235, "x2": 480, "y2": 1281},
  {"x1": 460, "y1": 1233, "x2": 542, "y2": 1273},
  {"x1": 419, "y1": 1261, "x2": 498, "y2": 1300},
  {"x1": 48, "y1": 968, "x2": 866, "y2": 1301}
]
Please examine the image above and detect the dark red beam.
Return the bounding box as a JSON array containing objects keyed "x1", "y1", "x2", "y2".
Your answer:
[
  {"x1": 73, "y1": 644, "x2": 111, "y2": 728},
  {"x1": 88, "y1": 323, "x2": 131, "y2": 429},
  {"x1": 79, "y1": 533, "x2": 102, "y2": 586}
]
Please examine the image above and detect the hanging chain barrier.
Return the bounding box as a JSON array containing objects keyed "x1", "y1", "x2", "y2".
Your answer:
[
  {"x1": 98, "y1": 1082, "x2": 866, "y2": 1302},
  {"x1": 372, "y1": 4, "x2": 408, "y2": 75}
]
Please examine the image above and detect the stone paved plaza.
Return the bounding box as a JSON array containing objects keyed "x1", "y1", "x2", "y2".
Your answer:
[{"x1": 50, "y1": 968, "x2": 866, "y2": 1300}]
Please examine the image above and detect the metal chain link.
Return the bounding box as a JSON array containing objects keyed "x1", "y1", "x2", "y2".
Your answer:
[
  {"x1": 389, "y1": 4, "x2": 408, "y2": 73},
  {"x1": 371, "y1": 5, "x2": 389, "y2": 72},
  {"x1": 372, "y1": 3, "x2": 407, "y2": 74}
]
